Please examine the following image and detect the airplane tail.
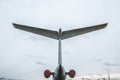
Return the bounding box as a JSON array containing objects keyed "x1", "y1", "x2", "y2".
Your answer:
[
  {"x1": 13, "y1": 23, "x2": 108, "y2": 65},
  {"x1": 12, "y1": 23, "x2": 108, "y2": 40}
]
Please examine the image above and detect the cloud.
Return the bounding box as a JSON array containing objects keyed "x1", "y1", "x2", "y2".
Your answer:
[
  {"x1": 36, "y1": 61, "x2": 47, "y2": 66},
  {"x1": 24, "y1": 54, "x2": 47, "y2": 59},
  {"x1": 95, "y1": 58, "x2": 120, "y2": 67},
  {"x1": 103, "y1": 62, "x2": 120, "y2": 67},
  {"x1": 95, "y1": 58, "x2": 103, "y2": 62},
  {"x1": 0, "y1": 77, "x2": 22, "y2": 80}
]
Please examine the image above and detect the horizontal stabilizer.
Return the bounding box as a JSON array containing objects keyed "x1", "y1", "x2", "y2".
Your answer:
[
  {"x1": 61, "y1": 23, "x2": 108, "y2": 39},
  {"x1": 12, "y1": 23, "x2": 58, "y2": 39},
  {"x1": 13, "y1": 23, "x2": 108, "y2": 40}
]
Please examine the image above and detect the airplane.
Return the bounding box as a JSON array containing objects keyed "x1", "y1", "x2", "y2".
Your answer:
[{"x1": 12, "y1": 23, "x2": 108, "y2": 80}]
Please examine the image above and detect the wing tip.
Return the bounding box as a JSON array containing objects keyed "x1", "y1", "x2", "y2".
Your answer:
[
  {"x1": 97, "y1": 22, "x2": 108, "y2": 29},
  {"x1": 12, "y1": 23, "x2": 18, "y2": 28},
  {"x1": 103, "y1": 22, "x2": 108, "y2": 28},
  {"x1": 12, "y1": 23, "x2": 24, "y2": 29}
]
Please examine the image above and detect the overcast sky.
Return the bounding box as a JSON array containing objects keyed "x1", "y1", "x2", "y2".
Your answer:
[{"x1": 0, "y1": 0, "x2": 120, "y2": 80}]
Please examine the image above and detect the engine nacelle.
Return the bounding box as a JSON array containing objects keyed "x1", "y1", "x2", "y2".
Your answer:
[
  {"x1": 44, "y1": 70, "x2": 51, "y2": 78},
  {"x1": 68, "y1": 70, "x2": 76, "y2": 78}
]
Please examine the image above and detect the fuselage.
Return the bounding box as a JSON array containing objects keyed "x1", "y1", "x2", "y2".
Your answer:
[{"x1": 54, "y1": 65, "x2": 66, "y2": 80}]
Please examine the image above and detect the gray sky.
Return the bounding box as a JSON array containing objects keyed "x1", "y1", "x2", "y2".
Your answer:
[{"x1": 0, "y1": 0, "x2": 120, "y2": 80}]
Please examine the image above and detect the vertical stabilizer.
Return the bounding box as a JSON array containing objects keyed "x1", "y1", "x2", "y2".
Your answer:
[{"x1": 58, "y1": 28, "x2": 62, "y2": 65}]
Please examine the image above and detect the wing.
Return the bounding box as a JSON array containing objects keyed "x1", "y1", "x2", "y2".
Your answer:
[
  {"x1": 12, "y1": 23, "x2": 58, "y2": 40},
  {"x1": 61, "y1": 23, "x2": 108, "y2": 39}
]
